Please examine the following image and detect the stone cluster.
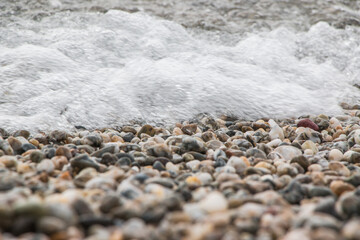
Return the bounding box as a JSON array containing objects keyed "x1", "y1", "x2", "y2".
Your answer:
[{"x1": 1, "y1": 113, "x2": 360, "y2": 239}]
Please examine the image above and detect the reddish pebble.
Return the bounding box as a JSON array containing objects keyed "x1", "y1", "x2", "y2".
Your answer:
[{"x1": 297, "y1": 119, "x2": 319, "y2": 131}]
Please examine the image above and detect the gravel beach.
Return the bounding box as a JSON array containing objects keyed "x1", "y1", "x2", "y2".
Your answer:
[{"x1": 2, "y1": 112, "x2": 360, "y2": 239}]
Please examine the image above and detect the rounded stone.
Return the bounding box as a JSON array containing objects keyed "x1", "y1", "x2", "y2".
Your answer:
[
  {"x1": 328, "y1": 149, "x2": 343, "y2": 161},
  {"x1": 274, "y1": 145, "x2": 302, "y2": 161},
  {"x1": 199, "y1": 192, "x2": 228, "y2": 213},
  {"x1": 330, "y1": 180, "x2": 355, "y2": 196},
  {"x1": 297, "y1": 119, "x2": 319, "y2": 131}
]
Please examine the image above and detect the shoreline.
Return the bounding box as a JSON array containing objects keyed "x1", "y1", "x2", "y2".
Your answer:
[{"x1": 1, "y1": 114, "x2": 360, "y2": 239}]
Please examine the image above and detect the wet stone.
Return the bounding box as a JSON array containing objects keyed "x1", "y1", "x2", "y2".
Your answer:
[
  {"x1": 82, "y1": 133, "x2": 103, "y2": 147},
  {"x1": 91, "y1": 145, "x2": 115, "y2": 158},
  {"x1": 123, "y1": 132, "x2": 135, "y2": 142},
  {"x1": 70, "y1": 154, "x2": 100, "y2": 172},
  {"x1": 100, "y1": 153, "x2": 117, "y2": 166},
  {"x1": 137, "y1": 124, "x2": 155, "y2": 137},
  {"x1": 280, "y1": 180, "x2": 306, "y2": 204},
  {"x1": 49, "y1": 130, "x2": 68, "y2": 142},
  {"x1": 181, "y1": 123, "x2": 198, "y2": 135}
]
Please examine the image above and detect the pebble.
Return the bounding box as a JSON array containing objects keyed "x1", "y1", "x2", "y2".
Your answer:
[
  {"x1": 330, "y1": 180, "x2": 355, "y2": 196},
  {"x1": 301, "y1": 140, "x2": 318, "y2": 153},
  {"x1": 199, "y1": 192, "x2": 228, "y2": 213},
  {"x1": 329, "y1": 161, "x2": 350, "y2": 176},
  {"x1": 274, "y1": 145, "x2": 302, "y2": 161},
  {"x1": 297, "y1": 119, "x2": 319, "y2": 131},
  {"x1": 70, "y1": 154, "x2": 100, "y2": 172},
  {"x1": 328, "y1": 149, "x2": 343, "y2": 161},
  {"x1": 269, "y1": 119, "x2": 284, "y2": 140}
]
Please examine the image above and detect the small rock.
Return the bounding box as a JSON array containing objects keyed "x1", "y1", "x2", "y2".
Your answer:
[
  {"x1": 50, "y1": 130, "x2": 68, "y2": 142},
  {"x1": 330, "y1": 180, "x2": 355, "y2": 196},
  {"x1": 70, "y1": 154, "x2": 100, "y2": 172},
  {"x1": 199, "y1": 192, "x2": 228, "y2": 213},
  {"x1": 329, "y1": 161, "x2": 350, "y2": 177},
  {"x1": 280, "y1": 180, "x2": 305, "y2": 204},
  {"x1": 274, "y1": 145, "x2": 302, "y2": 161},
  {"x1": 328, "y1": 149, "x2": 343, "y2": 161},
  {"x1": 301, "y1": 140, "x2": 318, "y2": 154},
  {"x1": 37, "y1": 159, "x2": 55, "y2": 174},
  {"x1": 137, "y1": 124, "x2": 155, "y2": 137},
  {"x1": 181, "y1": 123, "x2": 198, "y2": 135},
  {"x1": 268, "y1": 119, "x2": 284, "y2": 140},
  {"x1": 297, "y1": 119, "x2": 319, "y2": 131}
]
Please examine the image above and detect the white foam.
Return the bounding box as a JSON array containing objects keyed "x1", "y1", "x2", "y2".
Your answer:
[{"x1": 0, "y1": 10, "x2": 359, "y2": 132}]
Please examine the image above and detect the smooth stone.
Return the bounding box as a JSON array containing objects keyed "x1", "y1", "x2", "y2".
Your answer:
[
  {"x1": 122, "y1": 132, "x2": 135, "y2": 142},
  {"x1": 246, "y1": 148, "x2": 267, "y2": 159},
  {"x1": 227, "y1": 156, "x2": 249, "y2": 174},
  {"x1": 55, "y1": 146, "x2": 72, "y2": 160},
  {"x1": 309, "y1": 186, "x2": 334, "y2": 198},
  {"x1": 21, "y1": 143, "x2": 36, "y2": 152},
  {"x1": 206, "y1": 140, "x2": 224, "y2": 150},
  {"x1": 329, "y1": 117, "x2": 341, "y2": 129},
  {"x1": 100, "y1": 153, "x2": 117, "y2": 166},
  {"x1": 70, "y1": 154, "x2": 100, "y2": 172},
  {"x1": 267, "y1": 139, "x2": 282, "y2": 148},
  {"x1": 99, "y1": 195, "x2": 122, "y2": 214},
  {"x1": 74, "y1": 168, "x2": 98, "y2": 188},
  {"x1": 279, "y1": 180, "x2": 305, "y2": 204},
  {"x1": 328, "y1": 161, "x2": 350, "y2": 177},
  {"x1": 268, "y1": 119, "x2": 284, "y2": 140},
  {"x1": 277, "y1": 163, "x2": 298, "y2": 177},
  {"x1": 350, "y1": 151, "x2": 360, "y2": 164},
  {"x1": 181, "y1": 123, "x2": 198, "y2": 135},
  {"x1": 13, "y1": 130, "x2": 30, "y2": 139},
  {"x1": 49, "y1": 130, "x2": 68, "y2": 142},
  {"x1": 36, "y1": 159, "x2": 55, "y2": 174},
  {"x1": 82, "y1": 133, "x2": 102, "y2": 147},
  {"x1": 153, "y1": 161, "x2": 166, "y2": 171},
  {"x1": 0, "y1": 156, "x2": 17, "y2": 168},
  {"x1": 137, "y1": 124, "x2": 155, "y2": 137},
  {"x1": 330, "y1": 180, "x2": 355, "y2": 196},
  {"x1": 147, "y1": 144, "x2": 172, "y2": 159},
  {"x1": 85, "y1": 177, "x2": 116, "y2": 190},
  {"x1": 199, "y1": 192, "x2": 228, "y2": 213},
  {"x1": 314, "y1": 197, "x2": 337, "y2": 216},
  {"x1": 91, "y1": 145, "x2": 115, "y2": 158},
  {"x1": 328, "y1": 149, "x2": 343, "y2": 161},
  {"x1": 354, "y1": 129, "x2": 360, "y2": 145},
  {"x1": 122, "y1": 126, "x2": 137, "y2": 134},
  {"x1": 301, "y1": 140, "x2": 318, "y2": 154},
  {"x1": 297, "y1": 119, "x2": 319, "y2": 131},
  {"x1": 290, "y1": 155, "x2": 309, "y2": 170},
  {"x1": 182, "y1": 137, "x2": 206, "y2": 153},
  {"x1": 345, "y1": 173, "x2": 360, "y2": 187},
  {"x1": 0, "y1": 140, "x2": 14, "y2": 155},
  {"x1": 122, "y1": 219, "x2": 148, "y2": 239},
  {"x1": 274, "y1": 145, "x2": 302, "y2": 161},
  {"x1": 7, "y1": 136, "x2": 25, "y2": 153},
  {"x1": 42, "y1": 147, "x2": 56, "y2": 159},
  {"x1": 77, "y1": 145, "x2": 95, "y2": 154},
  {"x1": 16, "y1": 162, "x2": 32, "y2": 174},
  {"x1": 336, "y1": 192, "x2": 360, "y2": 219},
  {"x1": 52, "y1": 156, "x2": 68, "y2": 170}
]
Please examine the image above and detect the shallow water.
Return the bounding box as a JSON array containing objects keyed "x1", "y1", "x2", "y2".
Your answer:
[{"x1": 0, "y1": 0, "x2": 360, "y2": 132}]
